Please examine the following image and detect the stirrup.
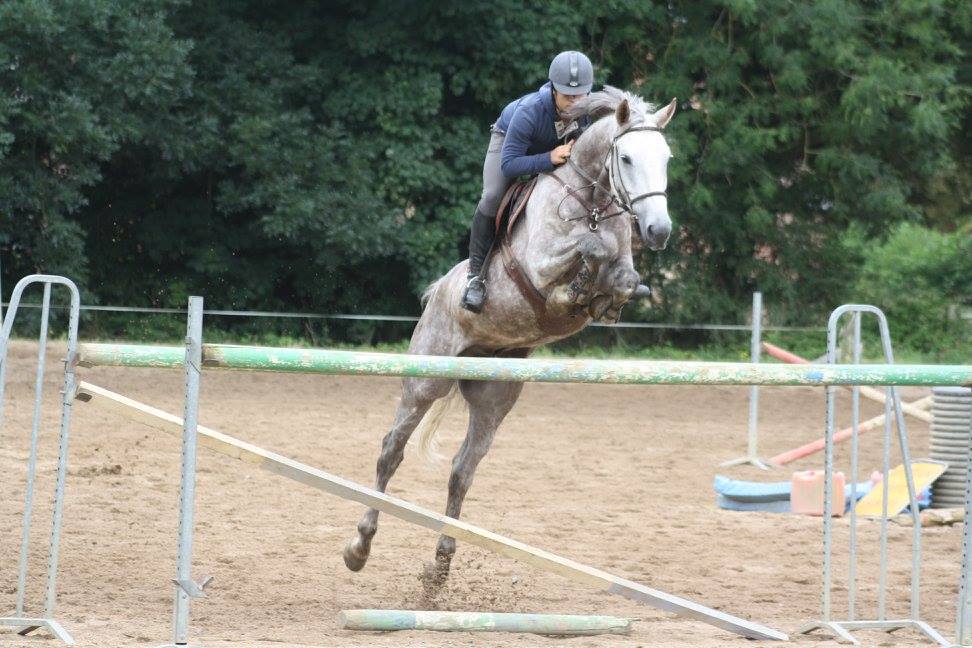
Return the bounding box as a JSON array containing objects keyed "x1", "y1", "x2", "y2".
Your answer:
[{"x1": 461, "y1": 275, "x2": 487, "y2": 313}]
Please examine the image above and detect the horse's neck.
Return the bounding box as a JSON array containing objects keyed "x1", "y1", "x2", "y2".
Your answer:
[
  {"x1": 522, "y1": 117, "x2": 615, "y2": 238},
  {"x1": 514, "y1": 117, "x2": 619, "y2": 290}
]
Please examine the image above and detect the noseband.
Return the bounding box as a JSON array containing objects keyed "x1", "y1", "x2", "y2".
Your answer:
[{"x1": 546, "y1": 125, "x2": 668, "y2": 232}]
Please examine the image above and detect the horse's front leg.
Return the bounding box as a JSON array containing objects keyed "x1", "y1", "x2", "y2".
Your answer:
[
  {"x1": 536, "y1": 232, "x2": 612, "y2": 315},
  {"x1": 593, "y1": 258, "x2": 641, "y2": 323},
  {"x1": 344, "y1": 376, "x2": 454, "y2": 571},
  {"x1": 427, "y1": 376, "x2": 525, "y2": 584}
]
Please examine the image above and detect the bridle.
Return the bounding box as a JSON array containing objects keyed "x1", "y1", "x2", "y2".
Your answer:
[{"x1": 546, "y1": 125, "x2": 668, "y2": 232}]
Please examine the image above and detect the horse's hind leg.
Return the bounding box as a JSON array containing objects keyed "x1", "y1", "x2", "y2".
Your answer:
[
  {"x1": 430, "y1": 376, "x2": 525, "y2": 582},
  {"x1": 343, "y1": 376, "x2": 454, "y2": 571}
]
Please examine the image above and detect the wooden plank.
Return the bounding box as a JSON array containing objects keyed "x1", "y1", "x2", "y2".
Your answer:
[
  {"x1": 854, "y1": 461, "x2": 948, "y2": 517},
  {"x1": 75, "y1": 381, "x2": 788, "y2": 641}
]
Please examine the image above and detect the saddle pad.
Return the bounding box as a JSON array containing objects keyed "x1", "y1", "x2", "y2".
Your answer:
[{"x1": 854, "y1": 460, "x2": 947, "y2": 517}]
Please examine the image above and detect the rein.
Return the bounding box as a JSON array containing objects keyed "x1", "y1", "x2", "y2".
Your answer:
[{"x1": 545, "y1": 125, "x2": 667, "y2": 232}]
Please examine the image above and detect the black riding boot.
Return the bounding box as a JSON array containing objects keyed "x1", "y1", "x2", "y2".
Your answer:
[{"x1": 460, "y1": 208, "x2": 496, "y2": 313}]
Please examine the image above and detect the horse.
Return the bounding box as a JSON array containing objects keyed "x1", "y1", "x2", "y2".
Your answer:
[{"x1": 344, "y1": 86, "x2": 676, "y2": 582}]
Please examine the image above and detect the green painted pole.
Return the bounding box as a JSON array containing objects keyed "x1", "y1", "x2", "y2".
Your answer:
[
  {"x1": 76, "y1": 343, "x2": 972, "y2": 387},
  {"x1": 338, "y1": 610, "x2": 632, "y2": 635}
]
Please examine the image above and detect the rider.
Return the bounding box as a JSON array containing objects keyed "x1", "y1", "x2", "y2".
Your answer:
[{"x1": 460, "y1": 50, "x2": 594, "y2": 313}]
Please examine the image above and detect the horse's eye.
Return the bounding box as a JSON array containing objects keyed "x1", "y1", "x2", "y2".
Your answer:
[{"x1": 620, "y1": 154, "x2": 632, "y2": 164}]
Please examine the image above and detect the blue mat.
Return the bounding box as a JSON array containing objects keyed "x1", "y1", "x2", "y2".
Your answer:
[
  {"x1": 716, "y1": 495, "x2": 792, "y2": 513},
  {"x1": 713, "y1": 475, "x2": 791, "y2": 502},
  {"x1": 714, "y1": 475, "x2": 874, "y2": 513}
]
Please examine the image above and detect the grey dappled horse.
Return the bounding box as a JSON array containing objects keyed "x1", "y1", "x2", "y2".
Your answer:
[{"x1": 344, "y1": 87, "x2": 676, "y2": 582}]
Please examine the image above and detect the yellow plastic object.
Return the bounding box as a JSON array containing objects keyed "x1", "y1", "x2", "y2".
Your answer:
[{"x1": 854, "y1": 461, "x2": 948, "y2": 517}]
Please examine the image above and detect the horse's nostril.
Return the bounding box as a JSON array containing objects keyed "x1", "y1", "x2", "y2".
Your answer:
[{"x1": 647, "y1": 225, "x2": 654, "y2": 237}]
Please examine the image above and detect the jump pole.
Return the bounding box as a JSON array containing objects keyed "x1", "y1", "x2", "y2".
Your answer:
[
  {"x1": 75, "y1": 343, "x2": 972, "y2": 387},
  {"x1": 74, "y1": 381, "x2": 789, "y2": 641},
  {"x1": 761, "y1": 342, "x2": 934, "y2": 421},
  {"x1": 769, "y1": 396, "x2": 933, "y2": 466},
  {"x1": 338, "y1": 609, "x2": 632, "y2": 635}
]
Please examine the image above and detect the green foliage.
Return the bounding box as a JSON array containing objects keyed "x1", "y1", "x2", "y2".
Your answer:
[
  {"x1": 846, "y1": 222, "x2": 972, "y2": 361},
  {"x1": 626, "y1": 0, "x2": 968, "y2": 332},
  {"x1": 1, "y1": 0, "x2": 968, "y2": 357},
  {"x1": 0, "y1": 0, "x2": 193, "y2": 282}
]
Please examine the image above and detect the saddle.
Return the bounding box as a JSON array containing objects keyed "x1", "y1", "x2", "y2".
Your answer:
[
  {"x1": 493, "y1": 176, "x2": 537, "y2": 239},
  {"x1": 484, "y1": 176, "x2": 576, "y2": 333}
]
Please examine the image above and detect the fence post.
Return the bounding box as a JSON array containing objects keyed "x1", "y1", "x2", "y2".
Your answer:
[
  {"x1": 160, "y1": 296, "x2": 209, "y2": 647},
  {"x1": 721, "y1": 292, "x2": 772, "y2": 470},
  {"x1": 957, "y1": 409, "x2": 972, "y2": 646},
  {"x1": 797, "y1": 304, "x2": 948, "y2": 646},
  {"x1": 0, "y1": 274, "x2": 81, "y2": 645}
]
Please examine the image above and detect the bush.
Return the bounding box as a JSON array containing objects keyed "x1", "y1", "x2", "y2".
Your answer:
[{"x1": 846, "y1": 222, "x2": 971, "y2": 361}]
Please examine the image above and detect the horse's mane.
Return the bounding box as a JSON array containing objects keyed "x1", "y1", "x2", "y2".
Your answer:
[{"x1": 564, "y1": 85, "x2": 657, "y2": 125}]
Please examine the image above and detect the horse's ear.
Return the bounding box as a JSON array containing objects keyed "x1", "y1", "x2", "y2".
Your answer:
[
  {"x1": 652, "y1": 98, "x2": 677, "y2": 129},
  {"x1": 616, "y1": 99, "x2": 629, "y2": 125}
]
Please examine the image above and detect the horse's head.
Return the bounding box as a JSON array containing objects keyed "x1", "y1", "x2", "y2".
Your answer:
[
  {"x1": 566, "y1": 88, "x2": 677, "y2": 251},
  {"x1": 609, "y1": 97, "x2": 676, "y2": 251}
]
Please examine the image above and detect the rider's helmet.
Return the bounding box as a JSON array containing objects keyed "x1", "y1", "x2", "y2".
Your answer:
[{"x1": 548, "y1": 51, "x2": 594, "y2": 95}]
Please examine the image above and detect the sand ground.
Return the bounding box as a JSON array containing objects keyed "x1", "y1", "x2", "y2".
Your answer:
[{"x1": 0, "y1": 339, "x2": 964, "y2": 647}]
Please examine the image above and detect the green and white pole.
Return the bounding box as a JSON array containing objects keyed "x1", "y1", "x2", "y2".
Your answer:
[
  {"x1": 76, "y1": 343, "x2": 972, "y2": 387},
  {"x1": 339, "y1": 609, "x2": 632, "y2": 635}
]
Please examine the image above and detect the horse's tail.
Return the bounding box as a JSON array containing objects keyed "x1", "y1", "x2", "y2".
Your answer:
[{"x1": 414, "y1": 381, "x2": 460, "y2": 464}]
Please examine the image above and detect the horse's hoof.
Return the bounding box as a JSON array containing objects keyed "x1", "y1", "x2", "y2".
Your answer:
[
  {"x1": 422, "y1": 557, "x2": 451, "y2": 588},
  {"x1": 632, "y1": 284, "x2": 651, "y2": 300},
  {"x1": 599, "y1": 305, "x2": 623, "y2": 324},
  {"x1": 343, "y1": 538, "x2": 369, "y2": 572},
  {"x1": 588, "y1": 294, "x2": 612, "y2": 320}
]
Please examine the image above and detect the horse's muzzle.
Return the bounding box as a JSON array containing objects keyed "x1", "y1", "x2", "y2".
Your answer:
[{"x1": 641, "y1": 220, "x2": 671, "y2": 251}]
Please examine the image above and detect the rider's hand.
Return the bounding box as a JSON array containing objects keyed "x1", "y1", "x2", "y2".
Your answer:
[{"x1": 550, "y1": 141, "x2": 574, "y2": 165}]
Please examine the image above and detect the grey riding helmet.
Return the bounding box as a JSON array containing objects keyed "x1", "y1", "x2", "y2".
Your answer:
[{"x1": 548, "y1": 51, "x2": 593, "y2": 95}]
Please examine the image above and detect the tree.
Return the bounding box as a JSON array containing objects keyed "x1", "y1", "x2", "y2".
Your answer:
[
  {"x1": 0, "y1": 0, "x2": 193, "y2": 284},
  {"x1": 2, "y1": 0, "x2": 967, "y2": 346},
  {"x1": 624, "y1": 0, "x2": 968, "y2": 328}
]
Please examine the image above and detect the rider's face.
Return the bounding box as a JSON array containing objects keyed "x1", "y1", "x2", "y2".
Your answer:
[{"x1": 553, "y1": 90, "x2": 587, "y2": 118}]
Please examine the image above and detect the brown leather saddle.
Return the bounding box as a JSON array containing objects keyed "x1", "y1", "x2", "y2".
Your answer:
[
  {"x1": 483, "y1": 176, "x2": 576, "y2": 333},
  {"x1": 492, "y1": 175, "x2": 538, "y2": 239}
]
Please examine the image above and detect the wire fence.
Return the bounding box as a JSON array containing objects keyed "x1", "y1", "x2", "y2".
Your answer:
[{"x1": 1, "y1": 301, "x2": 826, "y2": 332}]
